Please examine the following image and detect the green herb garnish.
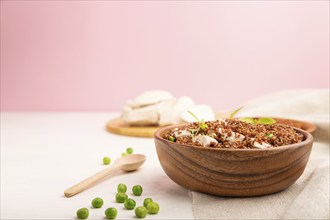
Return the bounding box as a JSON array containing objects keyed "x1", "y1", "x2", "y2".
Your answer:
[
  {"x1": 207, "y1": 133, "x2": 217, "y2": 138},
  {"x1": 257, "y1": 117, "x2": 277, "y2": 125},
  {"x1": 228, "y1": 107, "x2": 276, "y2": 125},
  {"x1": 189, "y1": 128, "x2": 198, "y2": 134},
  {"x1": 200, "y1": 118, "x2": 207, "y2": 130},
  {"x1": 188, "y1": 128, "x2": 198, "y2": 138},
  {"x1": 229, "y1": 106, "x2": 243, "y2": 119},
  {"x1": 239, "y1": 117, "x2": 256, "y2": 124},
  {"x1": 187, "y1": 111, "x2": 208, "y2": 131},
  {"x1": 239, "y1": 117, "x2": 277, "y2": 125},
  {"x1": 187, "y1": 111, "x2": 200, "y2": 122}
]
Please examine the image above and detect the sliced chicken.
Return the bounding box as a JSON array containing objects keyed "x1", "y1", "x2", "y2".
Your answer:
[
  {"x1": 253, "y1": 142, "x2": 271, "y2": 149},
  {"x1": 127, "y1": 90, "x2": 173, "y2": 109},
  {"x1": 174, "y1": 129, "x2": 192, "y2": 138},
  {"x1": 121, "y1": 90, "x2": 215, "y2": 126},
  {"x1": 193, "y1": 135, "x2": 218, "y2": 147},
  {"x1": 158, "y1": 96, "x2": 195, "y2": 126},
  {"x1": 121, "y1": 104, "x2": 160, "y2": 126},
  {"x1": 218, "y1": 128, "x2": 245, "y2": 143}
]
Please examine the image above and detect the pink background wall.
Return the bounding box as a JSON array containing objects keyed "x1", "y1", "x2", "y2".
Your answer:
[{"x1": 1, "y1": 1, "x2": 329, "y2": 111}]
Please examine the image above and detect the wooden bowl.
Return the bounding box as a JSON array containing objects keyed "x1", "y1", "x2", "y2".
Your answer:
[{"x1": 154, "y1": 124, "x2": 313, "y2": 197}]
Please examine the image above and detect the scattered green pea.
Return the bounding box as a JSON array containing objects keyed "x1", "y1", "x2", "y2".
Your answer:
[
  {"x1": 147, "y1": 202, "x2": 160, "y2": 214},
  {"x1": 115, "y1": 192, "x2": 128, "y2": 203},
  {"x1": 132, "y1": 185, "x2": 143, "y2": 196},
  {"x1": 124, "y1": 198, "x2": 136, "y2": 210},
  {"x1": 168, "y1": 136, "x2": 175, "y2": 142},
  {"x1": 91, "y1": 197, "x2": 103, "y2": 208},
  {"x1": 266, "y1": 133, "x2": 274, "y2": 138},
  {"x1": 76, "y1": 208, "x2": 89, "y2": 219},
  {"x1": 143, "y1": 198, "x2": 153, "y2": 208},
  {"x1": 126, "y1": 147, "x2": 134, "y2": 154},
  {"x1": 117, "y1": 183, "x2": 127, "y2": 193},
  {"x1": 135, "y1": 206, "x2": 148, "y2": 218},
  {"x1": 103, "y1": 157, "x2": 111, "y2": 165},
  {"x1": 105, "y1": 207, "x2": 117, "y2": 219},
  {"x1": 121, "y1": 152, "x2": 128, "y2": 157}
]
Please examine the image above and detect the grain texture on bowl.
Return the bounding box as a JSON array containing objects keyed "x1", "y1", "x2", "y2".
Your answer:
[{"x1": 154, "y1": 123, "x2": 313, "y2": 197}]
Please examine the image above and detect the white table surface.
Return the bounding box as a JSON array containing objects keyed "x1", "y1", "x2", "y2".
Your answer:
[{"x1": 1, "y1": 112, "x2": 194, "y2": 219}]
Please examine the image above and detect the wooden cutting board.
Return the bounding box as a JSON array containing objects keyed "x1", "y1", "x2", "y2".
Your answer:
[
  {"x1": 106, "y1": 118, "x2": 160, "y2": 138},
  {"x1": 106, "y1": 117, "x2": 317, "y2": 138}
]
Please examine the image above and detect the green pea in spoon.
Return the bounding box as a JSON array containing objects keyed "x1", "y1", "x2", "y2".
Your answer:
[{"x1": 64, "y1": 154, "x2": 146, "y2": 197}]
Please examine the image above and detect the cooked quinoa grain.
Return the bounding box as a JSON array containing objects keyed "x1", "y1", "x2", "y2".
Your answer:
[{"x1": 162, "y1": 119, "x2": 304, "y2": 149}]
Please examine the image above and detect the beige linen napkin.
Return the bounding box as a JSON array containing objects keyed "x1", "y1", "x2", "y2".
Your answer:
[{"x1": 191, "y1": 89, "x2": 329, "y2": 220}]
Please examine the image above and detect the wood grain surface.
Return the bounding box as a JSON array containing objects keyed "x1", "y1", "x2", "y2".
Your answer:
[
  {"x1": 106, "y1": 118, "x2": 159, "y2": 138},
  {"x1": 154, "y1": 125, "x2": 313, "y2": 197},
  {"x1": 106, "y1": 117, "x2": 316, "y2": 138}
]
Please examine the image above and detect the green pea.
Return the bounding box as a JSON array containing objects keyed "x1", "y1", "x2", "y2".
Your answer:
[
  {"x1": 117, "y1": 183, "x2": 127, "y2": 193},
  {"x1": 168, "y1": 136, "x2": 175, "y2": 142},
  {"x1": 132, "y1": 185, "x2": 143, "y2": 196},
  {"x1": 126, "y1": 147, "x2": 134, "y2": 154},
  {"x1": 135, "y1": 206, "x2": 148, "y2": 218},
  {"x1": 91, "y1": 197, "x2": 103, "y2": 208},
  {"x1": 103, "y1": 157, "x2": 111, "y2": 165},
  {"x1": 121, "y1": 152, "x2": 128, "y2": 157},
  {"x1": 143, "y1": 198, "x2": 153, "y2": 208},
  {"x1": 76, "y1": 208, "x2": 89, "y2": 219},
  {"x1": 105, "y1": 207, "x2": 117, "y2": 219},
  {"x1": 147, "y1": 202, "x2": 160, "y2": 214},
  {"x1": 115, "y1": 192, "x2": 128, "y2": 203},
  {"x1": 124, "y1": 198, "x2": 136, "y2": 210}
]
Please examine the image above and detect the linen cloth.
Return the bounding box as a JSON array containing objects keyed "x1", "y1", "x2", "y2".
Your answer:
[{"x1": 191, "y1": 89, "x2": 329, "y2": 220}]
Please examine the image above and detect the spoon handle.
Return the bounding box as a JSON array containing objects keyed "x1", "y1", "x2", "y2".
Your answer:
[{"x1": 64, "y1": 164, "x2": 120, "y2": 198}]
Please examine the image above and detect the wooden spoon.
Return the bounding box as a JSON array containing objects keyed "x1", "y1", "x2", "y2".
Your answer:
[{"x1": 64, "y1": 154, "x2": 146, "y2": 198}]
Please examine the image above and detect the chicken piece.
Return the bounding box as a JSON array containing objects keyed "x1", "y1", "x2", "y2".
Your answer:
[
  {"x1": 121, "y1": 104, "x2": 160, "y2": 126},
  {"x1": 174, "y1": 129, "x2": 192, "y2": 138},
  {"x1": 121, "y1": 90, "x2": 215, "y2": 126},
  {"x1": 218, "y1": 129, "x2": 245, "y2": 143},
  {"x1": 127, "y1": 90, "x2": 173, "y2": 109},
  {"x1": 158, "y1": 96, "x2": 195, "y2": 126},
  {"x1": 253, "y1": 142, "x2": 271, "y2": 149},
  {"x1": 193, "y1": 135, "x2": 218, "y2": 147}
]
